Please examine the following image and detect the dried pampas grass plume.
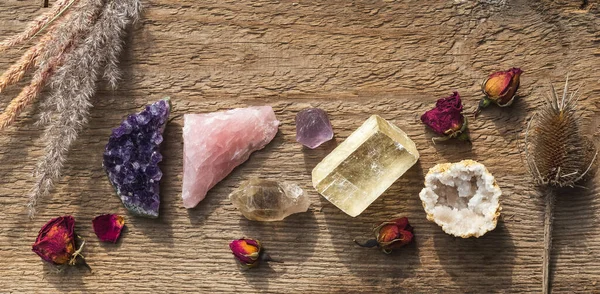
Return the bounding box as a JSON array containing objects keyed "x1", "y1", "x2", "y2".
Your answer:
[
  {"x1": 0, "y1": 0, "x2": 142, "y2": 217},
  {"x1": 29, "y1": 0, "x2": 142, "y2": 217},
  {"x1": 0, "y1": 37, "x2": 48, "y2": 94},
  {"x1": 524, "y1": 76, "x2": 598, "y2": 294},
  {"x1": 0, "y1": 0, "x2": 74, "y2": 52}
]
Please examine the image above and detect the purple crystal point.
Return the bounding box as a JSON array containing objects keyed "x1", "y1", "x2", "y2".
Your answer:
[
  {"x1": 103, "y1": 98, "x2": 171, "y2": 218},
  {"x1": 295, "y1": 108, "x2": 334, "y2": 149}
]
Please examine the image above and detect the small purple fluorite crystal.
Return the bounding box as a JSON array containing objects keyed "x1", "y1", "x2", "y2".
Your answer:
[
  {"x1": 103, "y1": 98, "x2": 171, "y2": 218},
  {"x1": 295, "y1": 108, "x2": 334, "y2": 149}
]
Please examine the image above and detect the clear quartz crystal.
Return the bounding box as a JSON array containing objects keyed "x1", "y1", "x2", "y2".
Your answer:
[
  {"x1": 312, "y1": 115, "x2": 419, "y2": 217},
  {"x1": 229, "y1": 178, "x2": 310, "y2": 221}
]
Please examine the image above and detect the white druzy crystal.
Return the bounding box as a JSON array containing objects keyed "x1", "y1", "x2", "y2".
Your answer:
[{"x1": 419, "y1": 160, "x2": 502, "y2": 238}]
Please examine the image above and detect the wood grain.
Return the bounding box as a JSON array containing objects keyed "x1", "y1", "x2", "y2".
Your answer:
[{"x1": 1, "y1": 0, "x2": 599, "y2": 293}]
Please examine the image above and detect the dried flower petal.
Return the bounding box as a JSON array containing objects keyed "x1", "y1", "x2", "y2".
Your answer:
[
  {"x1": 32, "y1": 216, "x2": 76, "y2": 265},
  {"x1": 421, "y1": 92, "x2": 469, "y2": 142},
  {"x1": 92, "y1": 214, "x2": 125, "y2": 243},
  {"x1": 229, "y1": 238, "x2": 262, "y2": 269}
]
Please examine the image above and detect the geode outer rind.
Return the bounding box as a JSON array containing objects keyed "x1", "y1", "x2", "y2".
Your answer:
[{"x1": 103, "y1": 98, "x2": 171, "y2": 218}]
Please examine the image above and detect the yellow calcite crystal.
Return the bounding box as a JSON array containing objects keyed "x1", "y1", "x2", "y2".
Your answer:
[{"x1": 312, "y1": 115, "x2": 419, "y2": 217}]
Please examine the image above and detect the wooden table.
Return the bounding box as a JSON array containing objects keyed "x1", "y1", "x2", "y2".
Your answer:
[{"x1": 1, "y1": 0, "x2": 599, "y2": 293}]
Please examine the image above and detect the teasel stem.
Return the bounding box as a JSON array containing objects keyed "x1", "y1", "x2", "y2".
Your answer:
[{"x1": 542, "y1": 188, "x2": 555, "y2": 294}]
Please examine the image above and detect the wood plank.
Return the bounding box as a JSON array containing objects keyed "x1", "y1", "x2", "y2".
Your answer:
[{"x1": 0, "y1": 0, "x2": 599, "y2": 292}]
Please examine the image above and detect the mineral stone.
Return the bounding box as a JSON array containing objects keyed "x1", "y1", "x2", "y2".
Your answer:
[
  {"x1": 312, "y1": 115, "x2": 419, "y2": 217},
  {"x1": 295, "y1": 108, "x2": 334, "y2": 149},
  {"x1": 103, "y1": 98, "x2": 170, "y2": 218},
  {"x1": 419, "y1": 160, "x2": 502, "y2": 238},
  {"x1": 229, "y1": 178, "x2": 310, "y2": 221},
  {"x1": 182, "y1": 106, "x2": 279, "y2": 208}
]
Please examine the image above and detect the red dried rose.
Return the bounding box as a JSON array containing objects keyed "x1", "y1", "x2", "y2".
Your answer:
[
  {"x1": 355, "y1": 217, "x2": 414, "y2": 254},
  {"x1": 421, "y1": 92, "x2": 469, "y2": 142},
  {"x1": 32, "y1": 216, "x2": 77, "y2": 265},
  {"x1": 475, "y1": 67, "x2": 523, "y2": 116},
  {"x1": 229, "y1": 238, "x2": 279, "y2": 269},
  {"x1": 92, "y1": 214, "x2": 125, "y2": 243}
]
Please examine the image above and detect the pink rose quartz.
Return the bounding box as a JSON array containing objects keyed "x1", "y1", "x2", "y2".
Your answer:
[{"x1": 182, "y1": 106, "x2": 279, "y2": 208}]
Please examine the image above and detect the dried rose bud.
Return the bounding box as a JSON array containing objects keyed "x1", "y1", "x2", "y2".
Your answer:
[
  {"x1": 475, "y1": 67, "x2": 523, "y2": 116},
  {"x1": 229, "y1": 238, "x2": 279, "y2": 269},
  {"x1": 421, "y1": 92, "x2": 469, "y2": 143},
  {"x1": 32, "y1": 216, "x2": 87, "y2": 269},
  {"x1": 92, "y1": 214, "x2": 125, "y2": 243},
  {"x1": 355, "y1": 217, "x2": 414, "y2": 254},
  {"x1": 229, "y1": 238, "x2": 262, "y2": 269}
]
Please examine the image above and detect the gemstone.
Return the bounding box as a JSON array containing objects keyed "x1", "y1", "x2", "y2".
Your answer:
[
  {"x1": 103, "y1": 98, "x2": 170, "y2": 218},
  {"x1": 182, "y1": 106, "x2": 279, "y2": 208},
  {"x1": 295, "y1": 108, "x2": 334, "y2": 149},
  {"x1": 229, "y1": 178, "x2": 310, "y2": 221},
  {"x1": 312, "y1": 115, "x2": 420, "y2": 217}
]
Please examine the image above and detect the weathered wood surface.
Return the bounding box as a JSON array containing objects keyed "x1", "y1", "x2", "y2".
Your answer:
[{"x1": 1, "y1": 0, "x2": 599, "y2": 293}]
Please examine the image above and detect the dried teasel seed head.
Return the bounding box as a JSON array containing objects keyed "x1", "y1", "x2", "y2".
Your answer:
[{"x1": 524, "y1": 77, "x2": 598, "y2": 188}]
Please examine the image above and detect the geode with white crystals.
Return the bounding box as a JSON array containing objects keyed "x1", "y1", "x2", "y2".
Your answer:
[
  {"x1": 103, "y1": 98, "x2": 170, "y2": 218},
  {"x1": 419, "y1": 160, "x2": 502, "y2": 238}
]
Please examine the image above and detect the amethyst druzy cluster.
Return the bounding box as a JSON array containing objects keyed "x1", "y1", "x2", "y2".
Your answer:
[{"x1": 103, "y1": 98, "x2": 171, "y2": 218}]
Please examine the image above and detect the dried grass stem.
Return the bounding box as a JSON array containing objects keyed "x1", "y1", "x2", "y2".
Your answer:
[{"x1": 0, "y1": 0, "x2": 74, "y2": 51}]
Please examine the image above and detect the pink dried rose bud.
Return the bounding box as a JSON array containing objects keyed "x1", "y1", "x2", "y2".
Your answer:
[
  {"x1": 92, "y1": 214, "x2": 125, "y2": 243},
  {"x1": 32, "y1": 216, "x2": 87, "y2": 268},
  {"x1": 229, "y1": 238, "x2": 280, "y2": 270},
  {"x1": 475, "y1": 67, "x2": 523, "y2": 116},
  {"x1": 355, "y1": 217, "x2": 414, "y2": 254},
  {"x1": 420, "y1": 92, "x2": 469, "y2": 143}
]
